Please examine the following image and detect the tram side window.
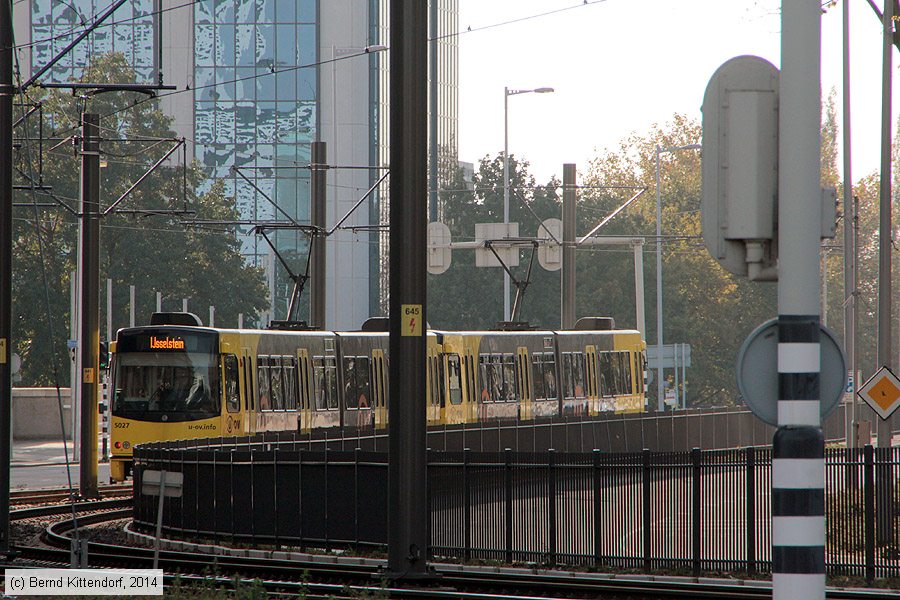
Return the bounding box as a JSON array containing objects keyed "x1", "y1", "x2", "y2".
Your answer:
[
  {"x1": 561, "y1": 353, "x2": 574, "y2": 398},
  {"x1": 258, "y1": 356, "x2": 271, "y2": 410},
  {"x1": 532, "y1": 353, "x2": 546, "y2": 400},
  {"x1": 599, "y1": 353, "x2": 614, "y2": 397},
  {"x1": 447, "y1": 354, "x2": 462, "y2": 405},
  {"x1": 324, "y1": 357, "x2": 338, "y2": 409},
  {"x1": 572, "y1": 353, "x2": 586, "y2": 398},
  {"x1": 623, "y1": 352, "x2": 634, "y2": 393},
  {"x1": 488, "y1": 356, "x2": 501, "y2": 402},
  {"x1": 344, "y1": 357, "x2": 359, "y2": 409},
  {"x1": 543, "y1": 354, "x2": 557, "y2": 400},
  {"x1": 313, "y1": 358, "x2": 326, "y2": 410},
  {"x1": 502, "y1": 354, "x2": 517, "y2": 403},
  {"x1": 269, "y1": 357, "x2": 284, "y2": 410},
  {"x1": 478, "y1": 354, "x2": 491, "y2": 402},
  {"x1": 224, "y1": 354, "x2": 240, "y2": 413},
  {"x1": 612, "y1": 352, "x2": 625, "y2": 396},
  {"x1": 616, "y1": 352, "x2": 631, "y2": 395},
  {"x1": 314, "y1": 356, "x2": 338, "y2": 410},
  {"x1": 283, "y1": 356, "x2": 298, "y2": 410},
  {"x1": 357, "y1": 356, "x2": 371, "y2": 408}
]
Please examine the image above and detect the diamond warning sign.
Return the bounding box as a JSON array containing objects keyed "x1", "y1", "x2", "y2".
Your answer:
[{"x1": 858, "y1": 366, "x2": 900, "y2": 421}]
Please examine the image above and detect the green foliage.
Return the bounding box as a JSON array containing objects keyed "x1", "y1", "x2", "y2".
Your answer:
[
  {"x1": 431, "y1": 100, "x2": 853, "y2": 407},
  {"x1": 428, "y1": 154, "x2": 560, "y2": 329},
  {"x1": 165, "y1": 574, "x2": 273, "y2": 598},
  {"x1": 12, "y1": 54, "x2": 268, "y2": 386}
]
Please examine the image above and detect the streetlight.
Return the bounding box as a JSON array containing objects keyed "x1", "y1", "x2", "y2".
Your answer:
[
  {"x1": 655, "y1": 143, "x2": 700, "y2": 411},
  {"x1": 503, "y1": 86, "x2": 554, "y2": 322}
]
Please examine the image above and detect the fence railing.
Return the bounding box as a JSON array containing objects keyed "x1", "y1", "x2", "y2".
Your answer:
[
  {"x1": 136, "y1": 404, "x2": 852, "y2": 455},
  {"x1": 132, "y1": 442, "x2": 900, "y2": 582}
]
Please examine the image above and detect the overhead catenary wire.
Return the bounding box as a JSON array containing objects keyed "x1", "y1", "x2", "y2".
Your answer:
[{"x1": 35, "y1": 0, "x2": 612, "y2": 139}]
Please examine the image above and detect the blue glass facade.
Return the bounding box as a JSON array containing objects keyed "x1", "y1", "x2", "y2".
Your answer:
[
  {"x1": 31, "y1": 0, "x2": 156, "y2": 83},
  {"x1": 194, "y1": 0, "x2": 318, "y2": 317}
]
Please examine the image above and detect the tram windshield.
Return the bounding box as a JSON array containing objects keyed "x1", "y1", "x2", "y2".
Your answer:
[{"x1": 113, "y1": 349, "x2": 220, "y2": 422}]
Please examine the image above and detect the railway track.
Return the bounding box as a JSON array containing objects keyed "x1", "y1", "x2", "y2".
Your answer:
[
  {"x1": 10, "y1": 484, "x2": 131, "y2": 506},
  {"x1": 7, "y1": 501, "x2": 895, "y2": 600}
]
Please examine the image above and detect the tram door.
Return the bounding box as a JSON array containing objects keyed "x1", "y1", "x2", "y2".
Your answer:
[
  {"x1": 426, "y1": 342, "x2": 443, "y2": 424},
  {"x1": 297, "y1": 349, "x2": 312, "y2": 433},
  {"x1": 466, "y1": 352, "x2": 478, "y2": 423},
  {"x1": 585, "y1": 345, "x2": 599, "y2": 415},
  {"x1": 372, "y1": 349, "x2": 388, "y2": 429},
  {"x1": 516, "y1": 347, "x2": 533, "y2": 420}
]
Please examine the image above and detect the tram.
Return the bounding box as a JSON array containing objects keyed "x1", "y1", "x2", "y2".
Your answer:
[{"x1": 109, "y1": 313, "x2": 646, "y2": 481}]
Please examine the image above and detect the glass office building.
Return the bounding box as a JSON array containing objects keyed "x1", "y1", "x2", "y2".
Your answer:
[{"x1": 23, "y1": 0, "x2": 457, "y2": 328}]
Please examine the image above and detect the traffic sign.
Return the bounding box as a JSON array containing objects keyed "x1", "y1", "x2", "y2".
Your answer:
[
  {"x1": 857, "y1": 366, "x2": 900, "y2": 421},
  {"x1": 736, "y1": 319, "x2": 847, "y2": 426}
]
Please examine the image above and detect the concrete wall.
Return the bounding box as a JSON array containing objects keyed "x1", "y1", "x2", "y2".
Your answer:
[{"x1": 12, "y1": 388, "x2": 72, "y2": 440}]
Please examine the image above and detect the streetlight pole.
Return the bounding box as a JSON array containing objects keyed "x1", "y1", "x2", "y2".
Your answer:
[
  {"x1": 503, "y1": 86, "x2": 554, "y2": 322},
  {"x1": 655, "y1": 143, "x2": 700, "y2": 412}
]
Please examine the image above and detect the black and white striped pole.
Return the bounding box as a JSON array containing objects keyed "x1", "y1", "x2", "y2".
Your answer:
[
  {"x1": 774, "y1": 321, "x2": 824, "y2": 597},
  {"x1": 774, "y1": 1, "x2": 824, "y2": 597}
]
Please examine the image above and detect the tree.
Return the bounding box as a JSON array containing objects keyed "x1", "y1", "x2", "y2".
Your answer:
[
  {"x1": 578, "y1": 114, "x2": 778, "y2": 406},
  {"x1": 428, "y1": 154, "x2": 560, "y2": 329},
  {"x1": 12, "y1": 54, "x2": 268, "y2": 386}
]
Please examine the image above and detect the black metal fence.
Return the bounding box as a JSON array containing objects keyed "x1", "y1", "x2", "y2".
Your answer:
[
  {"x1": 134, "y1": 439, "x2": 900, "y2": 582},
  {"x1": 134, "y1": 405, "x2": 850, "y2": 456}
]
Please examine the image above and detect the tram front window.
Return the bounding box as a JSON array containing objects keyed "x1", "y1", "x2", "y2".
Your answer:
[{"x1": 113, "y1": 352, "x2": 220, "y2": 421}]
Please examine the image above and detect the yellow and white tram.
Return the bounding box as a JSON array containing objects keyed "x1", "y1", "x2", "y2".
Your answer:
[{"x1": 109, "y1": 313, "x2": 646, "y2": 481}]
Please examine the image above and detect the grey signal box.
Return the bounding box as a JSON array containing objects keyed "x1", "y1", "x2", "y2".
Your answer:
[
  {"x1": 701, "y1": 56, "x2": 780, "y2": 281},
  {"x1": 701, "y1": 56, "x2": 837, "y2": 281}
]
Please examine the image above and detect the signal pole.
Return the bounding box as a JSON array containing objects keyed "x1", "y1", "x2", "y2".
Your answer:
[
  {"x1": 387, "y1": 0, "x2": 430, "y2": 581},
  {"x1": 773, "y1": 1, "x2": 824, "y2": 598},
  {"x1": 561, "y1": 164, "x2": 576, "y2": 329},
  {"x1": 841, "y1": 0, "x2": 856, "y2": 447},
  {"x1": 78, "y1": 114, "x2": 100, "y2": 499},
  {"x1": 0, "y1": 0, "x2": 14, "y2": 555},
  {"x1": 310, "y1": 141, "x2": 326, "y2": 328}
]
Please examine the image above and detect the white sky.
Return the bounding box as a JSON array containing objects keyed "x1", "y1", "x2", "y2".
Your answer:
[{"x1": 457, "y1": 0, "x2": 893, "y2": 185}]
